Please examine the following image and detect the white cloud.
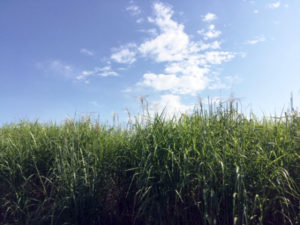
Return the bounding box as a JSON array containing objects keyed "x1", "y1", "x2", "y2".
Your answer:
[
  {"x1": 203, "y1": 30, "x2": 221, "y2": 39},
  {"x1": 76, "y1": 65, "x2": 118, "y2": 81},
  {"x1": 139, "y1": 49, "x2": 234, "y2": 95},
  {"x1": 137, "y1": 2, "x2": 235, "y2": 95},
  {"x1": 141, "y1": 73, "x2": 179, "y2": 92},
  {"x1": 76, "y1": 70, "x2": 93, "y2": 80},
  {"x1": 151, "y1": 94, "x2": 194, "y2": 118},
  {"x1": 140, "y1": 72, "x2": 209, "y2": 95},
  {"x1": 267, "y1": 1, "x2": 280, "y2": 9},
  {"x1": 164, "y1": 59, "x2": 209, "y2": 75},
  {"x1": 138, "y1": 3, "x2": 189, "y2": 62},
  {"x1": 202, "y1": 13, "x2": 217, "y2": 22},
  {"x1": 136, "y1": 18, "x2": 144, "y2": 23},
  {"x1": 253, "y1": 9, "x2": 259, "y2": 14},
  {"x1": 190, "y1": 41, "x2": 221, "y2": 51},
  {"x1": 139, "y1": 30, "x2": 189, "y2": 62},
  {"x1": 111, "y1": 44, "x2": 137, "y2": 64},
  {"x1": 94, "y1": 66, "x2": 118, "y2": 77},
  {"x1": 80, "y1": 48, "x2": 94, "y2": 56},
  {"x1": 199, "y1": 24, "x2": 221, "y2": 40},
  {"x1": 200, "y1": 51, "x2": 235, "y2": 65},
  {"x1": 246, "y1": 35, "x2": 266, "y2": 45}
]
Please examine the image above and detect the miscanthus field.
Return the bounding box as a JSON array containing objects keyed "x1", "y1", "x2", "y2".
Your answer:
[{"x1": 0, "y1": 101, "x2": 299, "y2": 225}]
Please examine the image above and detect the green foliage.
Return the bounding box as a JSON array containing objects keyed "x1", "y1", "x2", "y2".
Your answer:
[{"x1": 0, "y1": 105, "x2": 299, "y2": 225}]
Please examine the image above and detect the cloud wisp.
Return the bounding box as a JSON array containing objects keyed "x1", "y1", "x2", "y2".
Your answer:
[
  {"x1": 80, "y1": 48, "x2": 94, "y2": 56},
  {"x1": 37, "y1": 59, "x2": 117, "y2": 84},
  {"x1": 126, "y1": 5, "x2": 141, "y2": 16},
  {"x1": 126, "y1": 1, "x2": 144, "y2": 23},
  {"x1": 202, "y1": 13, "x2": 217, "y2": 22},
  {"x1": 246, "y1": 35, "x2": 266, "y2": 45},
  {"x1": 76, "y1": 65, "x2": 118, "y2": 83},
  {"x1": 267, "y1": 1, "x2": 281, "y2": 9}
]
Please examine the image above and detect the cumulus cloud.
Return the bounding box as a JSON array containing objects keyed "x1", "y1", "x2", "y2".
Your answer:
[
  {"x1": 140, "y1": 72, "x2": 209, "y2": 95},
  {"x1": 137, "y1": 2, "x2": 235, "y2": 96},
  {"x1": 138, "y1": 3, "x2": 189, "y2": 62},
  {"x1": 80, "y1": 48, "x2": 94, "y2": 56},
  {"x1": 111, "y1": 44, "x2": 137, "y2": 64},
  {"x1": 139, "y1": 50, "x2": 234, "y2": 95},
  {"x1": 246, "y1": 35, "x2": 266, "y2": 45},
  {"x1": 202, "y1": 13, "x2": 217, "y2": 22}
]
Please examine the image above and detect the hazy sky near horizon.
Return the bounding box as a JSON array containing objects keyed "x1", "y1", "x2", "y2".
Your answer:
[{"x1": 1, "y1": 0, "x2": 300, "y2": 124}]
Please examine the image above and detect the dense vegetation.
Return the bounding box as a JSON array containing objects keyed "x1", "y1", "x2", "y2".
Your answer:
[{"x1": 0, "y1": 102, "x2": 299, "y2": 225}]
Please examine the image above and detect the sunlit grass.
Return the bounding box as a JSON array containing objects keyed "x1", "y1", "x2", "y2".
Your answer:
[{"x1": 0, "y1": 102, "x2": 299, "y2": 225}]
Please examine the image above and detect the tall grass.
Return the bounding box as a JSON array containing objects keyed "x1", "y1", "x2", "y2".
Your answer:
[{"x1": 0, "y1": 102, "x2": 299, "y2": 225}]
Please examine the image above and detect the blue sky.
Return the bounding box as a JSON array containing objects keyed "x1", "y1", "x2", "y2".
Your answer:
[{"x1": 1, "y1": 0, "x2": 299, "y2": 125}]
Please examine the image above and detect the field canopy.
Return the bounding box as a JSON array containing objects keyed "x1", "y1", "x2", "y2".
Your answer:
[{"x1": 0, "y1": 104, "x2": 299, "y2": 225}]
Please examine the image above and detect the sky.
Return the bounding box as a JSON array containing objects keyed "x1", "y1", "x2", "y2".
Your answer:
[{"x1": 1, "y1": 0, "x2": 300, "y2": 125}]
